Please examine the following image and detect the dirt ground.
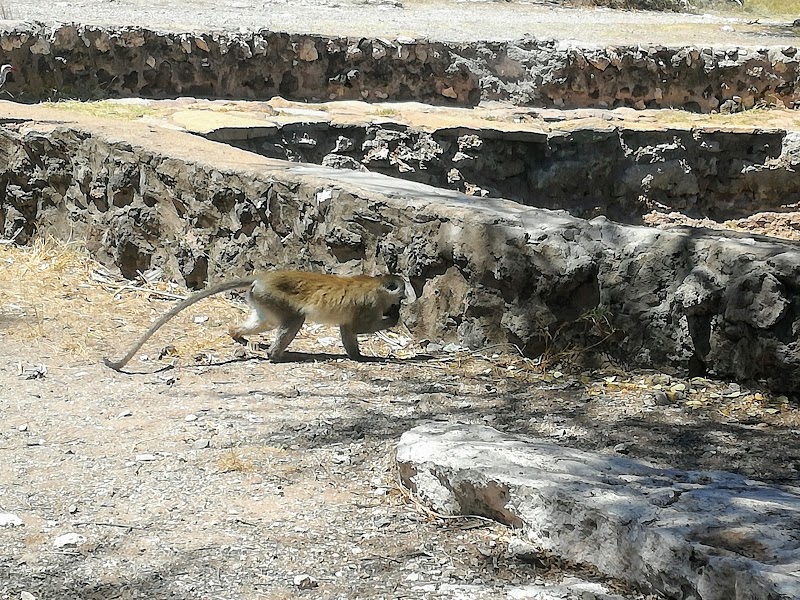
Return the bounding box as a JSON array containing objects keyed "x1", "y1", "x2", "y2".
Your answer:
[{"x1": 0, "y1": 236, "x2": 798, "y2": 600}]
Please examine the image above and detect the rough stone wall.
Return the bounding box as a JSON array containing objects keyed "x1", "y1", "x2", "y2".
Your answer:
[
  {"x1": 221, "y1": 121, "x2": 799, "y2": 222},
  {"x1": 4, "y1": 120, "x2": 800, "y2": 389},
  {"x1": 2, "y1": 22, "x2": 800, "y2": 111}
]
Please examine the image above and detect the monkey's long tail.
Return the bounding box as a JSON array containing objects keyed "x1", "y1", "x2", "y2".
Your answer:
[{"x1": 103, "y1": 276, "x2": 256, "y2": 372}]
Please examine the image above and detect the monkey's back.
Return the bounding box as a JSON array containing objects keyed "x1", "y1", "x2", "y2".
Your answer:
[{"x1": 256, "y1": 271, "x2": 387, "y2": 324}]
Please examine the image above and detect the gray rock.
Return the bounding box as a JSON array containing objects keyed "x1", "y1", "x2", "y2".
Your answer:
[
  {"x1": 321, "y1": 154, "x2": 368, "y2": 171},
  {"x1": 396, "y1": 423, "x2": 800, "y2": 600},
  {"x1": 293, "y1": 574, "x2": 318, "y2": 589}
]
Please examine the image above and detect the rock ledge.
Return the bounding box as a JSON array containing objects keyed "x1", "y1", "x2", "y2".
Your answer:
[{"x1": 397, "y1": 422, "x2": 800, "y2": 600}]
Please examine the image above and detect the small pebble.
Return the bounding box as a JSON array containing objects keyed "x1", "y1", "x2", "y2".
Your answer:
[
  {"x1": 0, "y1": 512, "x2": 23, "y2": 527},
  {"x1": 652, "y1": 391, "x2": 671, "y2": 405},
  {"x1": 53, "y1": 532, "x2": 85, "y2": 548},
  {"x1": 293, "y1": 574, "x2": 318, "y2": 589},
  {"x1": 193, "y1": 439, "x2": 210, "y2": 449}
]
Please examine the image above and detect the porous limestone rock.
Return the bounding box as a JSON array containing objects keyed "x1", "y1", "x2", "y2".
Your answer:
[
  {"x1": 219, "y1": 118, "x2": 800, "y2": 222},
  {"x1": 396, "y1": 422, "x2": 800, "y2": 600}
]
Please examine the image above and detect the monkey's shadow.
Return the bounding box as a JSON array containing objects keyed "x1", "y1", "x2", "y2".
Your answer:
[
  {"x1": 238, "y1": 350, "x2": 433, "y2": 365},
  {"x1": 107, "y1": 350, "x2": 432, "y2": 374}
]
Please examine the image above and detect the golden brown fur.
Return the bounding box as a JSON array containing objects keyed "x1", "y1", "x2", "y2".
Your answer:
[{"x1": 104, "y1": 271, "x2": 406, "y2": 371}]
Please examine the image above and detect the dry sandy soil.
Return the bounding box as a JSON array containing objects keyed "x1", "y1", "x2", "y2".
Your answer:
[{"x1": 3, "y1": 0, "x2": 799, "y2": 46}]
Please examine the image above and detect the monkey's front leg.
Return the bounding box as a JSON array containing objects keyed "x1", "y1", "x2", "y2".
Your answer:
[
  {"x1": 339, "y1": 324, "x2": 367, "y2": 361},
  {"x1": 267, "y1": 315, "x2": 305, "y2": 361}
]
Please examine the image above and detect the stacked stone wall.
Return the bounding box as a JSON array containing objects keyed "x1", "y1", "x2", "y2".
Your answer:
[{"x1": 2, "y1": 22, "x2": 800, "y2": 111}]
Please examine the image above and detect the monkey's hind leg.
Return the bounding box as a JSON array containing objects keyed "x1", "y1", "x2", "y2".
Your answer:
[
  {"x1": 267, "y1": 315, "x2": 305, "y2": 361},
  {"x1": 228, "y1": 307, "x2": 276, "y2": 353}
]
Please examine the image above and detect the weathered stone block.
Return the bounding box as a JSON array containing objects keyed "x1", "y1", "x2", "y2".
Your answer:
[
  {"x1": 397, "y1": 423, "x2": 800, "y2": 600},
  {"x1": 1, "y1": 22, "x2": 800, "y2": 110}
]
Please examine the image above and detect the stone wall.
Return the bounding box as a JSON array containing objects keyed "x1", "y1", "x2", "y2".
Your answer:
[
  {"x1": 218, "y1": 120, "x2": 800, "y2": 222},
  {"x1": 4, "y1": 115, "x2": 800, "y2": 390},
  {"x1": 2, "y1": 22, "x2": 800, "y2": 111}
]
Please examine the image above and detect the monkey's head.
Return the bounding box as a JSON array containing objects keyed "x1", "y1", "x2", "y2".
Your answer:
[{"x1": 379, "y1": 275, "x2": 408, "y2": 327}]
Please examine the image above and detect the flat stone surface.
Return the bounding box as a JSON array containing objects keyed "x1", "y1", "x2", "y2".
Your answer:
[
  {"x1": 397, "y1": 422, "x2": 800, "y2": 600},
  {"x1": 1, "y1": 0, "x2": 795, "y2": 46},
  {"x1": 34, "y1": 97, "x2": 800, "y2": 140}
]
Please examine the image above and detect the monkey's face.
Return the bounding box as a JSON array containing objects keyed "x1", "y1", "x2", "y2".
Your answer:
[
  {"x1": 377, "y1": 275, "x2": 407, "y2": 329},
  {"x1": 382, "y1": 301, "x2": 401, "y2": 328}
]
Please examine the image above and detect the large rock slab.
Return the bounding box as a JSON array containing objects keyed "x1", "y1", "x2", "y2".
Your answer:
[
  {"x1": 2, "y1": 22, "x2": 800, "y2": 111},
  {"x1": 396, "y1": 423, "x2": 800, "y2": 600},
  {"x1": 3, "y1": 104, "x2": 800, "y2": 388}
]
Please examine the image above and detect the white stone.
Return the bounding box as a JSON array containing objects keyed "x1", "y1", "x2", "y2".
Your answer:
[
  {"x1": 293, "y1": 574, "x2": 318, "y2": 589},
  {"x1": 0, "y1": 512, "x2": 23, "y2": 527},
  {"x1": 135, "y1": 453, "x2": 158, "y2": 461},
  {"x1": 52, "y1": 532, "x2": 85, "y2": 548}
]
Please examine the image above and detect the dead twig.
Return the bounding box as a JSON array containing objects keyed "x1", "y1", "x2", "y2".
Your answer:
[
  {"x1": 72, "y1": 520, "x2": 149, "y2": 530},
  {"x1": 110, "y1": 284, "x2": 187, "y2": 302}
]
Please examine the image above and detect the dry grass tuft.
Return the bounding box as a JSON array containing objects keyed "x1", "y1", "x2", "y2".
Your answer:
[
  {"x1": 216, "y1": 449, "x2": 255, "y2": 473},
  {"x1": 216, "y1": 446, "x2": 302, "y2": 476},
  {"x1": 0, "y1": 237, "x2": 244, "y2": 364},
  {"x1": 741, "y1": 0, "x2": 800, "y2": 17}
]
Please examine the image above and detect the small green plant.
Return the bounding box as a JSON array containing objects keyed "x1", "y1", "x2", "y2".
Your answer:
[{"x1": 42, "y1": 99, "x2": 157, "y2": 120}]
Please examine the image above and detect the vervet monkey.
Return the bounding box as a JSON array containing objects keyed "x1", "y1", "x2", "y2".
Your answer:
[{"x1": 104, "y1": 271, "x2": 406, "y2": 371}]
